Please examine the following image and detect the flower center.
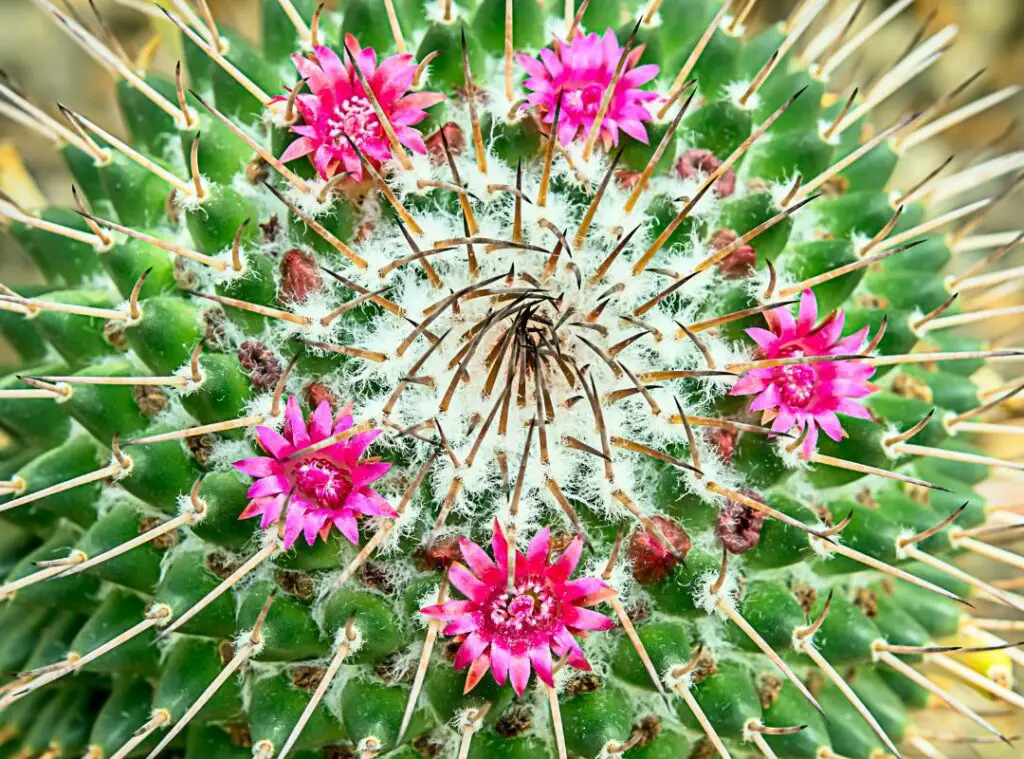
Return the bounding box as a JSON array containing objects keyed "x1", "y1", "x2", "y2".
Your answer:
[
  {"x1": 327, "y1": 96, "x2": 380, "y2": 147},
  {"x1": 483, "y1": 576, "x2": 559, "y2": 642},
  {"x1": 294, "y1": 457, "x2": 352, "y2": 511},
  {"x1": 772, "y1": 349, "x2": 816, "y2": 408},
  {"x1": 563, "y1": 84, "x2": 604, "y2": 120}
]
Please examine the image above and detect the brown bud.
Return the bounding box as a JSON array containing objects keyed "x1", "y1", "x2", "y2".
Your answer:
[
  {"x1": 853, "y1": 587, "x2": 879, "y2": 617},
  {"x1": 275, "y1": 568, "x2": 315, "y2": 600},
  {"x1": 102, "y1": 320, "x2": 128, "y2": 351},
  {"x1": 627, "y1": 515, "x2": 692, "y2": 584},
  {"x1": 237, "y1": 340, "x2": 283, "y2": 392},
  {"x1": 133, "y1": 385, "x2": 169, "y2": 417},
  {"x1": 629, "y1": 715, "x2": 662, "y2": 750},
  {"x1": 304, "y1": 381, "x2": 338, "y2": 413},
  {"x1": 206, "y1": 551, "x2": 241, "y2": 580},
  {"x1": 675, "y1": 148, "x2": 737, "y2": 198},
  {"x1": 709, "y1": 227, "x2": 756, "y2": 278},
  {"x1": 494, "y1": 705, "x2": 533, "y2": 738},
  {"x1": 291, "y1": 665, "x2": 327, "y2": 692},
  {"x1": 415, "y1": 536, "x2": 461, "y2": 572},
  {"x1": 358, "y1": 561, "x2": 395, "y2": 594},
  {"x1": 139, "y1": 516, "x2": 178, "y2": 550},
  {"x1": 563, "y1": 673, "x2": 601, "y2": 698},
  {"x1": 246, "y1": 155, "x2": 270, "y2": 185},
  {"x1": 411, "y1": 732, "x2": 447, "y2": 758},
  {"x1": 185, "y1": 434, "x2": 215, "y2": 466},
  {"x1": 173, "y1": 256, "x2": 201, "y2": 290},
  {"x1": 226, "y1": 723, "x2": 252, "y2": 749},
  {"x1": 426, "y1": 122, "x2": 466, "y2": 166},
  {"x1": 716, "y1": 489, "x2": 767, "y2": 554},
  {"x1": 279, "y1": 248, "x2": 323, "y2": 303},
  {"x1": 202, "y1": 307, "x2": 228, "y2": 351},
  {"x1": 792, "y1": 583, "x2": 817, "y2": 615},
  {"x1": 757, "y1": 673, "x2": 784, "y2": 709}
]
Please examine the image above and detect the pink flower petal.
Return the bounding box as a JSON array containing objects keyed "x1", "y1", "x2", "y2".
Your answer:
[
  {"x1": 549, "y1": 536, "x2": 583, "y2": 583},
  {"x1": 309, "y1": 401, "x2": 333, "y2": 442},
  {"x1": 564, "y1": 605, "x2": 615, "y2": 632},
  {"x1": 490, "y1": 641, "x2": 511, "y2": 685},
  {"x1": 509, "y1": 654, "x2": 532, "y2": 698},
  {"x1": 247, "y1": 475, "x2": 289, "y2": 499},
  {"x1": 529, "y1": 645, "x2": 555, "y2": 688},
  {"x1": 257, "y1": 426, "x2": 293, "y2": 459},
  {"x1": 796, "y1": 290, "x2": 818, "y2": 333},
  {"x1": 526, "y1": 528, "x2": 552, "y2": 573},
  {"x1": 233, "y1": 456, "x2": 276, "y2": 478},
  {"x1": 333, "y1": 513, "x2": 361, "y2": 544},
  {"x1": 460, "y1": 538, "x2": 501, "y2": 584},
  {"x1": 449, "y1": 563, "x2": 493, "y2": 603},
  {"x1": 454, "y1": 631, "x2": 488, "y2": 671}
]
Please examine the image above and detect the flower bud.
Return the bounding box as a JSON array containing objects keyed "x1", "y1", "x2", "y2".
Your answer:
[
  {"x1": 628, "y1": 516, "x2": 692, "y2": 584},
  {"x1": 676, "y1": 148, "x2": 736, "y2": 198},
  {"x1": 279, "y1": 248, "x2": 323, "y2": 303},
  {"x1": 716, "y1": 489, "x2": 767, "y2": 554}
]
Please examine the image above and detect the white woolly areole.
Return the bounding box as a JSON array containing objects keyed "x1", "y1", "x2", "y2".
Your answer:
[
  {"x1": 335, "y1": 623, "x2": 364, "y2": 655},
  {"x1": 662, "y1": 663, "x2": 693, "y2": 692},
  {"x1": 725, "y1": 80, "x2": 760, "y2": 113},
  {"x1": 694, "y1": 561, "x2": 742, "y2": 615},
  {"x1": 453, "y1": 706, "x2": 486, "y2": 734},
  {"x1": 172, "y1": 358, "x2": 206, "y2": 396}
]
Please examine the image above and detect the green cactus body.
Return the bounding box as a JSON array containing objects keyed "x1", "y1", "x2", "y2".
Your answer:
[{"x1": 0, "y1": 2, "x2": 1021, "y2": 758}]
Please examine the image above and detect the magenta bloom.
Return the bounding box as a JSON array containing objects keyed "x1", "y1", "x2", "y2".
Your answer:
[
  {"x1": 518, "y1": 29, "x2": 659, "y2": 149},
  {"x1": 421, "y1": 521, "x2": 616, "y2": 698},
  {"x1": 730, "y1": 290, "x2": 876, "y2": 458},
  {"x1": 278, "y1": 35, "x2": 445, "y2": 181},
  {"x1": 233, "y1": 397, "x2": 395, "y2": 549}
]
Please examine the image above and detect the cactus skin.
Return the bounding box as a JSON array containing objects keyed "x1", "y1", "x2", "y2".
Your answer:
[{"x1": 0, "y1": 1, "x2": 1022, "y2": 758}]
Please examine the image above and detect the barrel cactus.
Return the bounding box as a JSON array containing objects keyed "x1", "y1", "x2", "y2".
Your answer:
[{"x1": 2, "y1": 0, "x2": 1024, "y2": 757}]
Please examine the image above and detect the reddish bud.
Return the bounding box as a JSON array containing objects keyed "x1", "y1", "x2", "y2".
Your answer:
[
  {"x1": 709, "y1": 228, "x2": 756, "y2": 278},
  {"x1": 304, "y1": 382, "x2": 337, "y2": 412},
  {"x1": 707, "y1": 427, "x2": 737, "y2": 464},
  {"x1": 415, "y1": 536, "x2": 461, "y2": 572},
  {"x1": 615, "y1": 169, "x2": 643, "y2": 191},
  {"x1": 426, "y1": 122, "x2": 466, "y2": 166},
  {"x1": 717, "y1": 489, "x2": 767, "y2": 554},
  {"x1": 628, "y1": 516, "x2": 692, "y2": 584},
  {"x1": 237, "y1": 341, "x2": 283, "y2": 392},
  {"x1": 279, "y1": 248, "x2": 323, "y2": 303},
  {"x1": 675, "y1": 148, "x2": 736, "y2": 198}
]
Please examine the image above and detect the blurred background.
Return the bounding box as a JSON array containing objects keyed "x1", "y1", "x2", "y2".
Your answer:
[{"x1": 0, "y1": 3, "x2": 1023, "y2": 753}]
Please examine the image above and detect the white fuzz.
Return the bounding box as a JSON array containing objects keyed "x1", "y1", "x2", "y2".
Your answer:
[
  {"x1": 726, "y1": 80, "x2": 760, "y2": 112},
  {"x1": 453, "y1": 706, "x2": 486, "y2": 734},
  {"x1": 336, "y1": 623, "x2": 364, "y2": 655},
  {"x1": 174, "y1": 179, "x2": 211, "y2": 213},
  {"x1": 317, "y1": 139, "x2": 783, "y2": 542},
  {"x1": 694, "y1": 563, "x2": 741, "y2": 615}
]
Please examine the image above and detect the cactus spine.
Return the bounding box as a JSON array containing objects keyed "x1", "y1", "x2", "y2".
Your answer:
[{"x1": 1, "y1": 1, "x2": 1023, "y2": 758}]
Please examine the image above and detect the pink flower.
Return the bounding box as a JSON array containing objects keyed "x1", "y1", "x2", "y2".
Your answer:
[
  {"x1": 277, "y1": 35, "x2": 445, "y2": 181},
  {"x1": 730, "y1": 290, "x2": 876, "y2": 458},
  {"x1": 421, "y1": 521, "x2": 616, "y2": 698},
  {"x1": 233, "y1": 397, "x2": 395, "y2": 549},
  {"x1": 518, "y1": 29, "x2": 660, "y2": 149}
]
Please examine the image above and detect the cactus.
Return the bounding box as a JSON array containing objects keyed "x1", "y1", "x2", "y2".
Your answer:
[{"x1": 1, "y1": 0, "x2": 1023, "y2": 757}]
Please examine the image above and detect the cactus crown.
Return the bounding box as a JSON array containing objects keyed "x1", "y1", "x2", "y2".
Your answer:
[{"x1": 0, "y1": 1, "x2": 1022, "y2": 758}]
